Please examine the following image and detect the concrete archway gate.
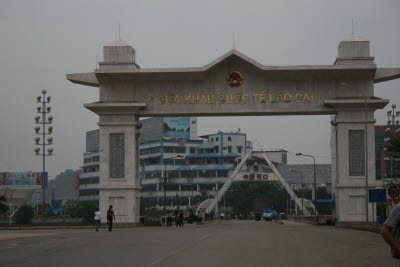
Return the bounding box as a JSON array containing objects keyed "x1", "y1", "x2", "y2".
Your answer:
[{"x1": 68, "y1": 37, "x2": 400, "y2": 224}]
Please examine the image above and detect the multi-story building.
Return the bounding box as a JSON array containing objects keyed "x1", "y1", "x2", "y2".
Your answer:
[
  {"x1": 277, "y1": 164, "x2": 332, "y2": 193},
  {"x1": 79, "y1": 129, "x2": 100, "y2": 202},
  {"x1": 140, "y1": 132, "x2": 247, "y2": 209},
  {"x1": 375, "y1": 125, "x2": 400, "y2": 180}
]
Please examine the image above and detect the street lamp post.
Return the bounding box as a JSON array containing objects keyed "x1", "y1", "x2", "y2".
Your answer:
[
  {"x1": 296, "y1": 153, "x2": 317, "y2": 216},
  {"x1": 191, "y1": 172, "x2": 194, "y2": 209},
  {"x1": 290, "y1": 169, "x2": 304, "y2": 215},
  {"x1": 34, "y1": 89, "x2": 54, "y2": 208},
  {"x1": 163, "y1": 155, "x2": 183, "y2": 215}
]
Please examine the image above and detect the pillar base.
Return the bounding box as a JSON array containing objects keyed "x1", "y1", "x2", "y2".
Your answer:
[{"x1": 99, "y1": 188, "x2": 140, "y2": 224}]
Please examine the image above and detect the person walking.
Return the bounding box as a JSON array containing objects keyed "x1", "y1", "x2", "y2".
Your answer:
[
  {"x1": 381, "y1": 203, "x2": 400, "y2": 260},
  {"x1": 167, "y1": 212, "x2": 172, "y2": 227},
  {"x1": 107, "y1": 205, "x2": 116, "y2": 232},
  {"x1": 94, "y1": 208, "x2": 101, "y2": 232},
  {"x1": 175, "y1": 209, "x2": 179, "y2": 227},
  {"x1": 178, "y1": 211, "x2": 184, "y2": 227}
]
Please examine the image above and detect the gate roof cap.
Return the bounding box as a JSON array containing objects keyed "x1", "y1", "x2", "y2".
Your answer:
[
  {"x1": 106, "y1": 39, "x2": 131, "y2": 46},
  {"x1": 341, "y1": 34, "x2": 368, "y2": 42}
]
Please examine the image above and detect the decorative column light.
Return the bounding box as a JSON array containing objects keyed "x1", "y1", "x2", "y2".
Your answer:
[{"x1": 34, "y1": 89, "x2": 54, "y2": 207}]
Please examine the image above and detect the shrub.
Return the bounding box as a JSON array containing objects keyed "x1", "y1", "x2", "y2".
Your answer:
[
  {"x1": 12, "y1": 204, "x2": 34, "y2": 224},
  {"x1": 75, "y1": 201, "x2": 98, "y2": 223},
  {"x1": 0, "y1": 196, "x2": 8, "y2": 214}
]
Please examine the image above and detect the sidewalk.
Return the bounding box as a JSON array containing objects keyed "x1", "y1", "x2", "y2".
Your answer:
[{"x1": 0, "y1": 232, "x2": 55, "y2": 241}]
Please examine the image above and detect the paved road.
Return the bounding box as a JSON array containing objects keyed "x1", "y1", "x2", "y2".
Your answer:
[{"x1": 0, "y1": 220, "x2": 396, "y2": 267}]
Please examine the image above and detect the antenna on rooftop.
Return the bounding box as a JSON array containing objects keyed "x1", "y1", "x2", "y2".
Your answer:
[
  {"x1": 95, "y1": 53, "x2": 98, "y2": 69},
  {"x1": 351, "y1": 18, "x2": 354, "y2": 35}
]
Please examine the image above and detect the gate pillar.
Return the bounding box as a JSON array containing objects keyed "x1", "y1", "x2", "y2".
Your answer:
[
  {"x1": 96, "y1": 113, "x2": 142, "y2": 224},
  {"x1": 331, "y1": 110, "x2": 376, "y2": 223}
]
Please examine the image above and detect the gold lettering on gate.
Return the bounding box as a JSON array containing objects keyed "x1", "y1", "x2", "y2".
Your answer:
[{"x1": 157, "y1": 91, "x2": 315, "y2": 105}]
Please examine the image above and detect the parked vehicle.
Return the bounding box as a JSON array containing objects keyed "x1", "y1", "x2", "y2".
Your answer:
[{"x1": 262, "y1": 209, "x2": 278, "y2": 221}]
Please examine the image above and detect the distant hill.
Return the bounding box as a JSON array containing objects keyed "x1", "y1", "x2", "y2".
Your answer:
[{"x1": 49, "y1": 169, "x2": 79, "y2": 200}]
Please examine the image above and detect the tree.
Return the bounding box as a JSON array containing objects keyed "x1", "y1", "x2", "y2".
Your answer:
[
  {"x1": 387, "y1": 135, "x2": 400, "y2": 153},
  {"x1": 0, "y1": 196, "x2": 8, "y2": 214},
  {"x1": 225, "y1": 182, "x2": 288, "y2": 215},
  {"x1": 75, "y1": 201, "x2": 98, "y2": 223},
  {"x1": 12, "y1": 204, "x2": 34, "y2": 224}
]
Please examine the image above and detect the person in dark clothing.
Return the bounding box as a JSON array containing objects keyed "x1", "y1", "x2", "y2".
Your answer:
[
  {"x1": 178, "y1": 212, "x2": 184, "y2": 227},
  {"x1": 107, "y1": 205, "x2": 116, "y2": 231},
  {"x1": 167, "y1": 213, "x2": 172, "y2": 227},
  {"x1": 175, "y1": 209, "x2": 180, "y2": 227}
]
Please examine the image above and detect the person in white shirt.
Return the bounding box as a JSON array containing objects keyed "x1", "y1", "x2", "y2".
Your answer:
[{"x1": 94, "y1": 208, "x2": 101, "y2": 232}]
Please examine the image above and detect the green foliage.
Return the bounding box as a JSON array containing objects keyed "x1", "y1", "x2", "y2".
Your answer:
[
  {"x1": 75, "y1": 201, "x2": 98, "y2": 222},
  {"x1": 140, "y1": 198, "x2": 158, "y2": 215},
  {"x1": 12, "y1": 204, "x2": 34, "y2": 224},
  {"x1": 0, "y1": 196, "x2": 8, "y2": 214},
  {"x1": 225, "y1": 182, "x2": 288, "y2": 215},
  {"x1": 387, "y1": 135, "x2": 400, "y2": 153}
]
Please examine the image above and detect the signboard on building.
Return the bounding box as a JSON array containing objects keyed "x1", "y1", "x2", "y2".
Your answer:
[
  {"x1": 163, "y1": 117, "x2": 191, "y2": 140},
  {"x1": 0, "y1": 172, "x2": 44, "y2": 186},
  {"x1": 190, "y1": 118, "x2": 198, "y2": 140},
  {"x1": 369, "y1": 189, "x2": 387, "y2": 203},
  {"x1": 237, "y1": 173, "x2": 278, "y2": 182}
]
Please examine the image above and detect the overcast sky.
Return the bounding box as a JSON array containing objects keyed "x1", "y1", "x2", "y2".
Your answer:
[{"x1": 0, "y1": 0, "x2": 399, "y2": 178}]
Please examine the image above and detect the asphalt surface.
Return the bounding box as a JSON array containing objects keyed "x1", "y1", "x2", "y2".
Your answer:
[{"x1": 0, "y1": 220, "x2": 396, "y2": 267}]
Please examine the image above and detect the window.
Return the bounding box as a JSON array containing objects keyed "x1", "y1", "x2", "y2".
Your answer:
[
  {"x1": 175, "y1": 146, "x2": 186, "y2": 154},
  {"x1": 349, "y1": 130, "x2": 365, "y2": 176},
  {"x1": 79, "y1": 189, "x2": 99, "y2": 196},
  {"x1": 216, "y1": 137, "x2": 219, "y2": 142},
  {"x1": 228, "y1": 146, "x2": 232, "y2": 153},
  {"x1": 164, "y1": 146, "x2": 175, "y2": 153},
  {"x1": 79, "y1": 177, "x2": 99, "y2": 185},
  {"x1": 167, "y1": 171, "x2": 180, "y2": 178},
  {"x1": 223, "y1": 147, "x2": 227, "y2": 150},
  {"x1": 228, "y1": 137, "x2": 232, "y2": 141},
  {"x1": 217, "y1": 170, "x2": 229, "y2": 177},
  {"x1": 211, "y1": 138, "x2": 213, "y2": 142},
  {"x1": 215, "y1": 146, "x2": 219, "y2": 154},
  {"x1": 190, "y1": 147, "x2": 196, "y2": 154},
  {"x1": 140, "y1": 146, "x2": 160, "y2": 155},
  {"x1": 175, "y1": 159, "x2": 185, "y2": 165},
  {"x1": 141, "y1": 184, "x2": 157, "y2": 192},
  {"x1": 181, "y1": 171, "x2": 196, "y2": 178},
  {"x1": 237, "y1": 146, "x2": 242, "y2": 153},
  {"x1": 144, "y1": 171, "x2": 162, "y2": 179},
  {"x1": 164, "y1": 146, "x2": 186, "y2": 154},
  {"x1": 143, "y1": 157, "x2": 161, "y2": 165},
  {"x1": 199, "y1": 170, "x2": 216, "y2": 178}
]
